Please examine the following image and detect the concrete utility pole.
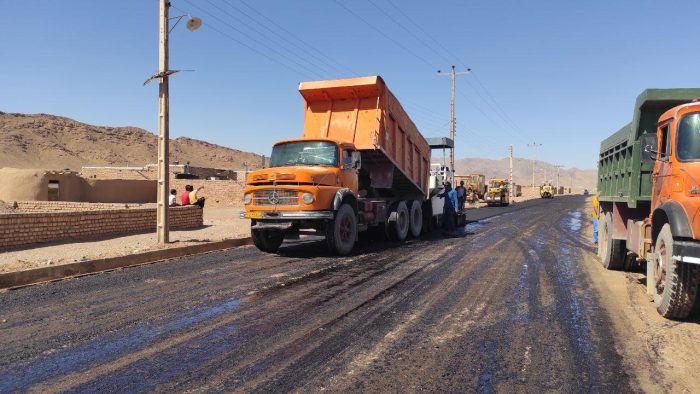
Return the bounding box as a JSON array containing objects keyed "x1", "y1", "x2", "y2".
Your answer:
[
  {"x1": 156, "y1": 0, "x2": 170, "y2": 245},
  {"x1": 554, "y1": 165, "x2": 563, "y2": 190},
  {"x1": 527, "y1": 142, "x2": 542, "y2": 190},
  {"x1": 146, "y1": 2, "x2": 200, "y2": 245},
  {"x1": 508, "y1": 145, "x2": 514, "y2": 197},
  {"x1": 437, "y1": 65, "x2": 469, "y2": 173}
]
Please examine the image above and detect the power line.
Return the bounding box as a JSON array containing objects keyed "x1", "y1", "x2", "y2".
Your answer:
[
  {"x1": 456, "y1": 88, "x2": 529, "y2": 144},
  {"x1": 172, "y1": 3, "x2": 313, "y2": 78},
  {"x1": 220, "y1": 0, "x2": 350, "y2": 77},
  {"x1": 382, "y1": 0, "x2": 532, "y2": 142},
  {"x1": 366, "y1": 0, "x2": 453, "y2": 66},
  {"x1": 459, "y1": 77, "x2": 532, "y2": 142},
  {"x1": 470, "y1": 71, "x2": 533, "y2": 140},
  {"x1": 333, "y1": 0, "x2": 439, "y2": 71},
  {"x1": 182, "y1": 0, "x2": 324, "y2": 79},
  {"x1": 236, "y1": 0, "x2": 358, "y2": 76}
]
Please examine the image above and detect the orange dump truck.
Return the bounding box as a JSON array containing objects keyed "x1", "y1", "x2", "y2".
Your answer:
[{"x1": 242, "y1": 76, "x2": 456, "y2": 255}]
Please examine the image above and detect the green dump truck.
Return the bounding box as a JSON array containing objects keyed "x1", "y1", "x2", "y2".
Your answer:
[{"x1": 598, "y1": 88, "x2": 700, "y2": 319}]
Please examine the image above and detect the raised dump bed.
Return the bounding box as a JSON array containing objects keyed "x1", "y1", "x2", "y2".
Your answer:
[{"x1": 300, "y1": 76, "x2": 430, "y2": 200}]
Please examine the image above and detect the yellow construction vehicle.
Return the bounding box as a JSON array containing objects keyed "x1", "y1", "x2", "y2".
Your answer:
[
  {"x1": 485, "y1": 178, "x2": 509, "y2": 206},
  {"x1": 540, "y1": 182, "x2": 554, "y2": 199}
]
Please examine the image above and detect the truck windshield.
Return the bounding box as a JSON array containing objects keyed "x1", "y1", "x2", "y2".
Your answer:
[
  {"x1": 269, "y1": 141, "x2": 339, "y2": 167},
  {"x1": 677, "y1": 112, "x2": 700, "y2": 161}
]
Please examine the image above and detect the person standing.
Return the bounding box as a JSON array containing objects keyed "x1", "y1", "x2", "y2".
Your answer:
[
  {"x1": 592, "y1": 194, "x2": 599, "y2": 245},
  {"x1": 438, "y1": 182, "x2": 458, "y2": 233},
  {"x1": 456, "y1": 181, "x2": 466, "y2": 211}
]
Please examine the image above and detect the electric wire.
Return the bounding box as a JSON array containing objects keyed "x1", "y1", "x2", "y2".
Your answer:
[
  {"x1": 218, "y1": 0, "x2": 342, "y2": 77},
  {"x1": 333, "y1": 0, "x2": 440, "y2": 71},
  {"x1": 235, "y1": 0, "x2": 358, "y2": 76},
  {"x1": 182, "y1": 0, "x2": 324, "y2": 79}
]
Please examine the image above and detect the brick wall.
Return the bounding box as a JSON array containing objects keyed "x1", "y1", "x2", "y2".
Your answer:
[
  {"x1": 14, "y1": 201, "x2": 150, "y2": 212},
  {"x1": 81, "y1": 165, "x2": 237, "y2": 181},
  {"x1": 171, "y1": 179, "x2": 246, "y2": 208},
  {"x1": 81, "y1": 167, "x2": 158, "y2": 180},
  {"x1": 0, "y1": 206, "x2": 203, "y2": 249}
]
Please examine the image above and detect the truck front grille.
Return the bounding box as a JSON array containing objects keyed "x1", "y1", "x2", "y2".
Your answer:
[{"x1": 252, "y1": 189, "x2": 299, "y2": 206}]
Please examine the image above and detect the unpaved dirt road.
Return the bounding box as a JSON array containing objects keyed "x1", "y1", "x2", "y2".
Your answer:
[{"x1": 1, "y1": 195, "x2": 698, "y2": 392}]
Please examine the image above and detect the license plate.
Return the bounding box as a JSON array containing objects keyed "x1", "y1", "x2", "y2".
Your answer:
[{"x1": 246, "y1": 211, "x2": 263, "y2": 219}]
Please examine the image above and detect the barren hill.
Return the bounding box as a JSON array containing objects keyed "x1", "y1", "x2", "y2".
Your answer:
[
  {"x1": 454, "y1": 157, "x2": 597, "y2": 191},
  {"x1": 0, "y1": 112, "x2": 263, "y2": 170}
]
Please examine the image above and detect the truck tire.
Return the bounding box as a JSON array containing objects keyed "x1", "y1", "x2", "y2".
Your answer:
[
  {"x1": 653, "y1": 224, "x2": 700, "y2": 319},
  {"x1": 599, "y1": 212, "x2": 625, "y2": 269},
  {"x1": 409, "y1": 200, "x2": 423, "y2": 238},
  {"x1": 251, "y1": 228, "x2": 284, "y2": 253},
  {"x1": 326, "y1": 204, "x2": 356, "y2": 255},
  {"x1": 392, "y1": 201, "x2": 410, "y2": 241}
]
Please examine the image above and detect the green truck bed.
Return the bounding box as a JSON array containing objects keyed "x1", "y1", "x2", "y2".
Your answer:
[{"x1": 598, "y1": 88, "x2": 700, "y2": 208}]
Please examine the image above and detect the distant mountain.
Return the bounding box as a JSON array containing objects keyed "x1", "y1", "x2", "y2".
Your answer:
[
  {"x1": 0, "y1": 112, "x2": 263, "y2": 170},
  {"x1": 454, "y1": 157, "x2": 597, "y2": 191}
]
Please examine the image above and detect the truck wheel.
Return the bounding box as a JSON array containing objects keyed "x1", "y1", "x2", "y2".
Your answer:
[
  {"x1": 599, "y1": 212, "x2": 625, "y2": 269},
  {"x1": 409, "y1": 200, "x2": 423, "y2": 238},
  {"x1": 393, "y1": 201, "x2": 410, "y2": 241},
  {"x1": 251, "y1": 229, "x2": 283, "y2": 253},
  {"x1": 653, "y1": 224, "x2": 700, "y2": 319},
  {"x1": 326, "y1": 204, "x2": 356, "y2": 255}
]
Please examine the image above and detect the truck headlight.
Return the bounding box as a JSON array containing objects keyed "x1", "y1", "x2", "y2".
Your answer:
[
  {"x1": 301, "y1": 192, "x2": 314, "y2": 204},
  {"x1": 243, "y1": 193, "x2": 252, "y2": 204}
]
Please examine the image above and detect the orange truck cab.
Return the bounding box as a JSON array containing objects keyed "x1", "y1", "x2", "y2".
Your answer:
[
  {"x1": 597, "y1": 88, "x2": 700, "y2": 319},
  {"x1": 242, "y1": 76, "x2": 461, "y2": 255}
]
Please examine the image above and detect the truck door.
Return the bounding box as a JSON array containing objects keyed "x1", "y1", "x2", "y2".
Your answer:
[
  {"x1": 340, "y1": 148, "x2": 359, "y2": 193},
  {"x1": 653, "y1": 122, "x2": 673, "y2": 206}
]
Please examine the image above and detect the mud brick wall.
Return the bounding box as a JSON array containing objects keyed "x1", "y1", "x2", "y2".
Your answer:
[
  {"x1": 14, "y1": 201, "x2": 149, "y2": 212},
  {"x1": 80, "y1": 167, "x2": 157, "y2": 180},
  {"x1": 170, "y1": 180, "x2": 246, "y2": 208},
  {"x1": 0, "y1": 206, "x2": 203, "y2": 249}
]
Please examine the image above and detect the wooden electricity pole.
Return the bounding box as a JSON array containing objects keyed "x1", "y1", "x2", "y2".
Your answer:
[{"x1": 157, "y1": 0, "x2": 170, "y2": 244}]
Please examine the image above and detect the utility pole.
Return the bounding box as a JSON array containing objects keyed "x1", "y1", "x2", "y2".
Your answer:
[
  {"x1": 527, "y1": 142, "x2": 542, "y2": 190},
  {"x1": 437, "y1": 65, "x2": 470, "y2": 174},
  {"x1": 508, "y1": 145, "x2": 514, "y2": 197},
  {"x1": 146, "y1": 3, "x2": 200, "y2": 245},
  {"x1": 156, "y1": 0, "x2": 170, "y2": 245},
  {"x1": 554, "y1": 165, "x2": 563, "y2": 190}
]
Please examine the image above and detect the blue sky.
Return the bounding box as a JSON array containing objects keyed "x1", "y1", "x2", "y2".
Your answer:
[{"x1": 3, "y1": 0, "x2": 700, "y2": 170}]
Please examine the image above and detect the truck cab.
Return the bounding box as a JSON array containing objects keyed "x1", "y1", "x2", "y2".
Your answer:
[{"x1": 646, "y1": 102, "x2": 700, "y2": 317}]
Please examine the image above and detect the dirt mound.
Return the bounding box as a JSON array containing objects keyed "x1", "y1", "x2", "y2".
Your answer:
[{"x1": 0, "y1": 112, "x2": 263, "y2": 171}]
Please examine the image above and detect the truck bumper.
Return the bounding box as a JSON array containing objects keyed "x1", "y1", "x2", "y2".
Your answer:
[
  {"x1": 240, "y1": 211, "x2": 334, "y2": 220},
  {"x1": 672, "y1": 240, "x2": 700, "y2": 265}
]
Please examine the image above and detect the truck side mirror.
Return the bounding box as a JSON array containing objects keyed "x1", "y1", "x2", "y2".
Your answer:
[
  {"x1": 351, "y1": 151, "x2": 362, "y2": 169},
  {"x1": 644, "y1": 144, "x2": 658, "y2": 160}
]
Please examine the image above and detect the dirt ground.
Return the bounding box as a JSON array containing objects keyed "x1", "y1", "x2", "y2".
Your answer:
[{"x1": 0, "y1": 208, "x2": 251, "y2": 273}]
